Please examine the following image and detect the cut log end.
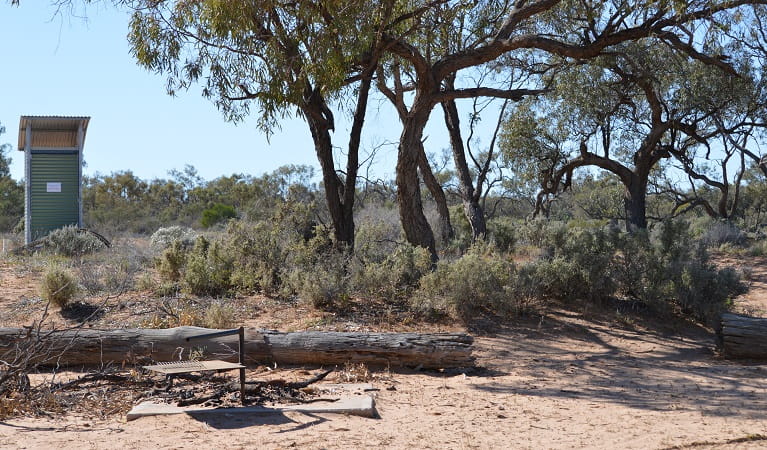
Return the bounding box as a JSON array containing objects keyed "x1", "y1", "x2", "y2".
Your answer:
[{"x1": 720, "y1": 313, "x2": 767, "y2": 360}]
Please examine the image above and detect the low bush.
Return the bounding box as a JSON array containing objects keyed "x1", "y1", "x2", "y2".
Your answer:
[
  {"x1": 507, "y1": 220, "x2": 744, "y2": 325},
  {"x1": 44, "y1": 226, "x2": 106, "y2": 257},
  {"x1": 747, "y1": 239, "x2": 767, "y2": 256},
  {"x1": 204, "y1": 301, "x2": 237, "y2": 329},
  {"x1": 149, "y1": 226, "x2": 197, "y2": 250},
  {"x1": 700, "y1": 221, "x2": 747, "y2": 248},
  {"x1": 351, "y1": 243, "x2": 433, "y2": 302},
  {"x1": 157, "y1": 240, "x2": 187, "y2": 282},
  {"x1": 183, "y1": 237, "x2": 232, "y2": 296},
  {"x1": 40, "y1": 266, "x2": 77, "y2": 309},
  {"x1": 488, "y1": 217, "x2": 516, "y2": 253},
  {"x1": 413, "y1": 241, "x2": 515, "y2": 321}
]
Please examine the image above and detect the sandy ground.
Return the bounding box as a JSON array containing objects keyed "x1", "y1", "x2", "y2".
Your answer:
[{"x1": 0, "y1": 257, "x2": 766, "y2": 449}]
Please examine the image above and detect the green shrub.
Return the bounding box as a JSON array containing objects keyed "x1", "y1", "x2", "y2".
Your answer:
[
  {"x1": 40, "y1": 266, "x2": 78, "y2": 309},
  {"x1": 226, "y1": 201, "x2": 317, "y2": 296},
  {"x1": 201, "y1": 203, "x2": 237, "y2": 228},
  {"x1": 157, "y1": 240, "x2": 188, "y2": 282},
  {"x1": 507, "y1": 219, "x2": 743, "y2": 325},
  {"x1": 44, "y1": 225, "x2": 106, "y2": 257},
  {"x1": 488, "y1": 217, "x2": 516, "y2": 253},
  {"x1": 413, "y1": 241, "x2": 515, "y2": 321},
  {"x1": 183, "y1": 236, "x2": 232, "y2": 296},
  {"x1": 225, "y1": 220, "x2": 287, "y2": 295},
  {"x1": 285, "y1": 254, "x2": 350, "y2": 308},
  {"x1": 748, "y1": 239, "x2": 767, "y2": 256},
  {"x1": 515, "y1": 257, "x2": 591, "y2": 302},
  {"x1": 616, "y1": 220, "x2": 744, "y2": 324},
  {"x1": 351, "y1": 243, "x2": 433, "y2": 302}
]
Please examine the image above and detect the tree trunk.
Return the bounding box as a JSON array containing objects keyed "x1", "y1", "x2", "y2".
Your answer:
[
  {"x1": 340, "y1": 65, "x2": 376, "y2": 251},
  {"x1": 441, "y1": 97, "x2": 487, "y2": 240},
  {"x1": 0, "y1": 327, "x2": 475, "y2": 369},
  {"x1": 417, "y1": 146, "x2": 454, "y2": 244},
  {"x1": 624, "y1": 173, "x2": 648, "y2": 232},
  {"x1": 303, "y1": 87, "x2": 354, "y2": 248},
  {"x1": 720, "y1": 313, "x2": 767, "y2": 359},
  {"x1": 397, "y1": 111, "x2": 437, "y2": 260}
]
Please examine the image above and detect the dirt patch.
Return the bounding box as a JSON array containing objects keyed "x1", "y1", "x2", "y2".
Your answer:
[{"x1": 713, "y1": 253, "x2": 767, "y2": 316}]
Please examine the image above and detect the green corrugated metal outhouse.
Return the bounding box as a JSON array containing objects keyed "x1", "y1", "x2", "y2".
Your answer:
[{"x1": 17, "y1": 116, "x2": 90, "y2": 245}]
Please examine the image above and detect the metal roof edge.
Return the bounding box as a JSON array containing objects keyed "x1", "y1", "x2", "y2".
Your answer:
[{"x1": 18, "y1": 116, "x2": 91, "y2": 151}]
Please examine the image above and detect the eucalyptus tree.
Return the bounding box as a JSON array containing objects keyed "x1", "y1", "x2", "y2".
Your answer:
[
  {"x1": 375, "y1": 0, "x2": 767, "y2": 254},
  {"x1": 378, "y1": 2, "x2": 524, "y2": 241},
  {"x1": 125, "y1": 0, "x2": 409, "y2": 250},
  {"x1": 501, "y1": 36, "x2": 762, "y2": 231}
]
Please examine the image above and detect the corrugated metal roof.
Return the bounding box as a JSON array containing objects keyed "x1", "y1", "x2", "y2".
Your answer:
[{"x1": 18, "y1": 116, "x2": 90, "y2": 151}]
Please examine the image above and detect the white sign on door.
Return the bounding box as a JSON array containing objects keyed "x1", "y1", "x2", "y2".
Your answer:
[{"x1": 46, "y1": 182, "x2": 62, "y2": 193}]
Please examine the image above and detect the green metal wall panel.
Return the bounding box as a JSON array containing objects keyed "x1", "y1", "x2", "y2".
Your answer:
[{"x1": 29, "y1": 153, "x2": 79, "y2": 241}]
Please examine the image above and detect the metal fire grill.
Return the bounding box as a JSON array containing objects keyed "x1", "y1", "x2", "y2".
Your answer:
[
  {"x1": 143, "y1": 327, "x2": 247, "y2": 404},
  {"x1": 143, "y1": 360, "x2": 245, "y2": 375}
]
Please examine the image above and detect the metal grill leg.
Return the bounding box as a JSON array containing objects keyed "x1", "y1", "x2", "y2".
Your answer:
[{"x1": 239, "y1": 326, "x2": 245, "y2": 405}]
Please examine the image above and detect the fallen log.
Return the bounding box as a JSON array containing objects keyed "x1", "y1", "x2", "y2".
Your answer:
[
  {"x1": 720, "y1": 313, "x2": 767, "y2": 359},
  {"x1": 0, "y1": 326, "x2": 474, "y2": 369}
]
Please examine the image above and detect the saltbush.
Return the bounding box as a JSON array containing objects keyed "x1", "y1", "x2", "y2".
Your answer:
[
  {"x1": 44, "y1": 226, "x2": 106, "y2": 257},
  {"x1": 149, "y1": 226, "x2": 197, "y2": 250},
  {"x1": 700, "y1": 221, "x2": 746, "y2": 248},
  {"x1": 351, "y1": 242, "x2": 433, "y2": 302},
  {"x1": 204, "y1": 301, "x2": 236, "y2": 329},
  {"x1": 508, "y1": 220, "x2": 744, "y2": 325},
  {"x1": 413, "y1": 241, "x2": 515, "y2": 321}
]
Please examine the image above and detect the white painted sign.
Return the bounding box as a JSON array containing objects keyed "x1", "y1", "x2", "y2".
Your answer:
[{"x1": 46, "y1": 182, "x2": 62, "y2": 193}]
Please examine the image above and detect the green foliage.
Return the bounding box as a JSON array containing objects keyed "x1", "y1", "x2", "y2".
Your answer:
[
  {"x1": 487, "y1": 217, "x2": 516, "y2": 253},
  {"x1": 40, "y1": 266, "x2": 77, "y2": 309},
  {"x1": 44, "y1": 226, "x2": 106, "y2": 257},
  {"x1": 413, "y1": 241, "x2": 515, "y2": 321},
  {"x1": 0, "y1": 127, "x2": 23, "y2": 233},
  {"x1": 201, "y1": 203, "x2": 236, "y2": 228},
  {"x1": 351, "y1": 241, "x2": 433, "y2": 303},
  {"x1": 224, "y1": 202, "x2": 313, "y2": 296},
  {"x1": 283, "y1": 235, "x2": 350, "y2": 308},
  {"x1": 183, "y1": 236, "x2": 233, "y2": 296},
  {"x1": 82, "y1": 165, "x2": 318, "y2": 234},
  {"x1": 157, "y1": 240, "x2": 187, "y2": 283},
  {"x1": 748, "y1": 239, "x2": 767, "y2": 256},
  {"x1": 127, "y1": 1, "x2": 380, "y2": 132}
]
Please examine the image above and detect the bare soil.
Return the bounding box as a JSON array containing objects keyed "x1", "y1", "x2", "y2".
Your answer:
[{"x1": 0, "y1": 255, "x2": 766, "y2": 449}]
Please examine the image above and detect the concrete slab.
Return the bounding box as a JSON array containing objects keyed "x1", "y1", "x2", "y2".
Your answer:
[
  {"x1": 126, "y1": 395, "x2": 376, "y2": 421},
  {"x1": 313, "y1": 383, "x2": 374, "y2": 393}
]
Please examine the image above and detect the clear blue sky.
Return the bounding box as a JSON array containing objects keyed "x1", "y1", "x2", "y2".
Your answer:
[{"x1": 0, "y1": 2, "x2": 411, "y2": 183}]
